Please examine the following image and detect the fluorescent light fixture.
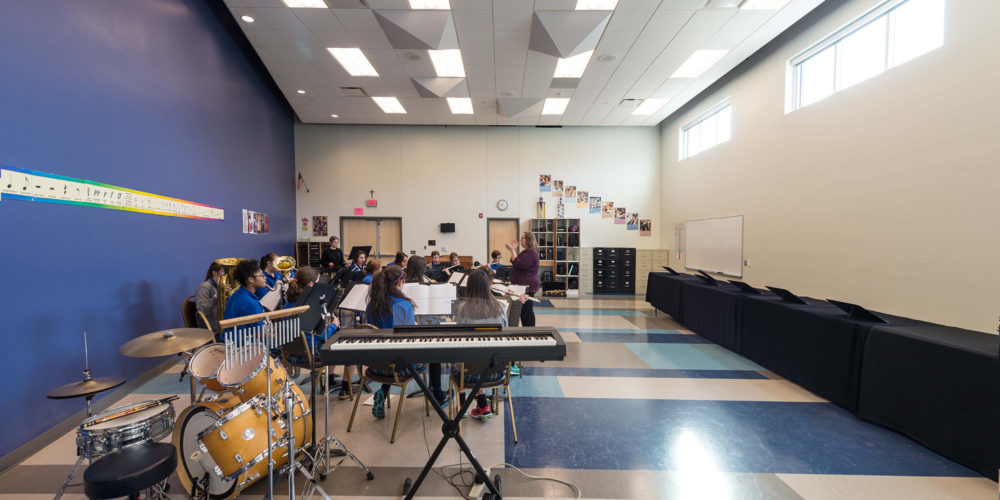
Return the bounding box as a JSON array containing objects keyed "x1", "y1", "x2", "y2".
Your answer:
[
  {"x1": 576, "y1": 0, "x2": 619, "y2": 9},
  {"x1": 281, "y1": 0, "x2": 327, "y2": 7},
  {"x1": 240, "y1": 15, "x2": 255, "y2": 23},
  {"x1": 296, "y1": 89, "x2": 306, "y2": 94},
  {"x1": 740, "y1": 0, "x2": 791, "y2": 9},
  {"x1": 330, "y1": 114, "x2": 339, "y2": 118},
  {"x1": 447, "y1": 98, "x2": 473, "y2": 114},
  {"x1": 409, "y1": 0, "x2": 451, "y2": 9},
  {"x1": 372, "y1": 96, "x2": 406, "y2": 114},
  {"x1": 670, "y1": 49, "x2": 729, "y2": 78},
  {"x1": 541, "y1": 98, "x2": 570, "y2": 115},
  {"x1": 554, "y1": 50, "x2": 594, "y2": 78},
  {"x1": 632, "y1": 98, "x2": 667, "y2": 115},
  {"x1": 428, "y1": 49, "x2": 465, "y2": 78},
  {"x1": 327, "y1": 48, "x2": 379, "y2": 77}
]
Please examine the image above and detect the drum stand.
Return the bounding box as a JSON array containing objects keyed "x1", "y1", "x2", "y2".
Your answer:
[{"x1": 54, "y1": 391, "x2": 94, "y2": 500}]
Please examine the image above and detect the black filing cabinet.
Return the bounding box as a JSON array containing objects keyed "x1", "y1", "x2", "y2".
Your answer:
[{"x1": 592, "y1": 247, "x2": 636, "y2": 294}]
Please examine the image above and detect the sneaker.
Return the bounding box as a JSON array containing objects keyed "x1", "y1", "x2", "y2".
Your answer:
[
  {"x1": 471, "y1": 405, "x2": 492, "y2": 420},
  {"x1": 508, "y1": 364, "x2": 521, "y2": 376},
  {"x1": 433, "y1": 391, "x2": 450, "y2": 408},
  {"x1": 338, "y1": 383, "x2": 351, "y2": 400},
  {"x1": 372, "y1": 390, "x2": 386, "y2": 419}
]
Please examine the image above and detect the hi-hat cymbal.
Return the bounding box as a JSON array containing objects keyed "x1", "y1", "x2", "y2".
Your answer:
[
  {"x1": 119, "y1": 328, "x2": 213, "y2": 358},
  {"x1": 47, "y1": 377, "x2": 126, "y2": 399}
]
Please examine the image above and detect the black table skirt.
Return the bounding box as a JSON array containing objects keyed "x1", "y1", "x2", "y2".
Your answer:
[
  {"x1": 678, "y1": 281, "x2": 751, "y2": 352},
  {"x1": 858, "y1": 324, "x2": 1000, "y2": 480},
  {"x1": 645, "y1": 272, "x2": 700, "y2": 322}
]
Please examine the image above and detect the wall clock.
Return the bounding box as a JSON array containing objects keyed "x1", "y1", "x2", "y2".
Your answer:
[{"x1": 496, "y1": 199, "x2": 509, "y2": 211}]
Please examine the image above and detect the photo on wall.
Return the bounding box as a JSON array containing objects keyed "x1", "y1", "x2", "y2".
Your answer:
[
  {"x1": 614, "y1": 207, "x2": 626, "y2": 224},
  {"x1": 576, "y1": 190, "x2": 589, "y2": 208},
  {"x1": 564, "y1": 185, "x2": 576, "y2": 199},
  {"x1": 627, "y1": 213, "x2": 639, "y2": 230},
  {"x1": 640, "y1": 219, "x2": 652, "y2": 236},
  {"x1": 312, "y1": 215, "x2": 328, "y2": 237},
  {"x1": 589, "y1": 196, "x2": 601, "y2": 214},
  {"x1": 552, "y1": 180, "x2": 563, "y2": 197},
  {"x1": 539, "y1": 174, "x2": 552, "y2": 192},
  {"x1": 242, "y1": 209, "x2": 249, "y2": 234},
  {"x1": 602, "y1": 201, "x2": 614, "y2": 219}
]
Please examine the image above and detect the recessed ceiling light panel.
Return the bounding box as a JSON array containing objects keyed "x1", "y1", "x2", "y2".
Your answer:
[
  {"x1": 541, "y1": 98, "x2": 570, "y2": 115},
  {"x1": 373, "y1": 96, "x2": 406, "y2": 114},
  {"x1": 428, "y1": 49, "x2": 465, "y2": 78},
  {"x1": 554, "y1": 50, "x2": 594, "y2": 78},
  {"x1": 409, "y1": 0, "x2": 451, "y2": 9},
  {"x1": 632, "y1": 98, "x2": 667, "y2": 115},
  {"x1": 575, "y1": 0, "x2": 618, "y2": 9},
  {"x1": 327, "y1": 48, "x2": 379, "y2": 77},
  {"x1": 240, "y1": 15, "x2": 255, "y2": 23},
  {"x1": 670, "y1": 49, "x2": 729, "y2": 78},
  {"x1": 447, "y1": 97, "x2": 473, "y2": 114},
  {"x1": 296, "y1": 89, "x2": 306, "y2": 94},
  {"x1": 281, "y1": 0, "x2": 328, "y2": 7}
]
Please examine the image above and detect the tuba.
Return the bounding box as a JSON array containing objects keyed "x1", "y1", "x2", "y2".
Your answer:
[
  {"x1": 214, "y1": 258, "x2": 245, "y2": 321},
  {"x1": 274, "y1": 255, "x2": 296, "y2": 280}
]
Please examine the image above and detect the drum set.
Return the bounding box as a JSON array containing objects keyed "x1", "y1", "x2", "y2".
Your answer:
[{"x1": 49, "y1": 306, "x2": 367, "y2": 500}]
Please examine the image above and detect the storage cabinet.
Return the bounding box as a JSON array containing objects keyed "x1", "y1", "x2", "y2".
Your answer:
[
  {"x1": 295, "y1": 241, "x2": 331, "y2": 268},
  {"x1": 592, "y1": 247, "x2": 635, "y2": 294},
  {"x1": 530, "y1": 218, "x2": 581, "y2": 290}
]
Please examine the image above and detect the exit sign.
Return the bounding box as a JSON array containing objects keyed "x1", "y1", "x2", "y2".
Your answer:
[{"x1": 366, "y1": 199, "x2": 377, "y2": 208}]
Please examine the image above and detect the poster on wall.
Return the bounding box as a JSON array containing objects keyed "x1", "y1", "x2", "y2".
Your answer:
[
  {"x1": 242, "y1": 210, "x2": 249, "y2": 234},
  {"x1": 564, "y1": 186, "x2": 576, "y2": 199},
  {"x1": 312, "y1": 216, "x2": 328, "y2": 237},
  {"x1": 539, "y1": 175, "x2": 551, "y2": 192},
  {"x1": 588, "y1": 196, "x2": 601, "y2": 214},
  {"x1": 640, "y1": 219, "x2": 652, "y2": 236},
  {"x1": 301, "y1": 217, "x2": 310, "y2": 232},
  {"x1": 552, "y1": 180, "x2": 563, "y2": 197},
  {"x1": 602, "y1": 201, "x2": 614, "y2": 219},
  {"x1": 614, "y1": 207, "x2": 626, "y2": 224},
  {"x1": 627, "y1": 213, "x2": 639, "y2": 230},
  {"x1": 576, "y1": 190, "x2": 588, "y2": 208}
]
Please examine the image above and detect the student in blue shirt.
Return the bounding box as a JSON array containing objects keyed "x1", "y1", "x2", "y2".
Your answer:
[
  {"x1": 387, "y1": 251, "x2": 407, "y2": 268},
  {"x1": 285, "y1": 266, "x2": 351, "y2": 397},
  {"x1": 223, "y1": 261, "x2": 266, "y2": 338},
  {"x1": 365, "y1": 266, "x2": 447, "y2": 418},
  {"x1": 361, "y1": 258, "x2": 381, "y2": 284},
  {"x1": 348, "y1": 252, "x2": 366, "y2": 273},
  {"x1": 488, "y1": 250, "x2": 503, "y2": 272},
  {"x1": 255, "y1": 253, "x2": 279, "y2": 299}
]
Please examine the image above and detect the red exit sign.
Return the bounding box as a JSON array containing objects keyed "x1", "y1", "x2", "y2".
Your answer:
[{"x1": 366, "y1": 199, "x2": 377, "y2": 208}]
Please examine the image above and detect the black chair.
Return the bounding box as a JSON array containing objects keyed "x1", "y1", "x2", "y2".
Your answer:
[{"x1": 83, "y1": 442, "x2": 176, "y2": 499}]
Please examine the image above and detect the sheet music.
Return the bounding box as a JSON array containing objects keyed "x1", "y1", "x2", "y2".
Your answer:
[
  {"x1": 339, "y1": 284, "x2": 370, "y2": 312},
  {"x1": 447, "y1": 271, "x2": 465, "y2": 285},
  {"x1": 259, "y1": 287, "x2": 283, "y2": 311},
  {"x1": 403, "y1": 283, "x2": 456, "y2": 316}
]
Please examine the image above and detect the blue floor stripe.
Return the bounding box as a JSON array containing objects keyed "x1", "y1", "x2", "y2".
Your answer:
[
  {"x1": 569, "y1": 328, "x2": 683, "y2": 334},
  {"x1": 507, "y1": 375, "x2": 564, "y2": 398},
  {"x1": 535, "y1": 309, "x2": 649, "y2": 316},
  {"x1": 133, "y1": 372, "x2": 191, "y2": 395},
  {"x1": 626, "y1": 343, "x2": 765, "y2": 371},
  {"x1": 504, "y1": 398, "x2": 980, "y2": 476},
  {"x1": 521, "y1": 367, "x2": 767, "y2": 379},
  {"x1": 577, "y1": 332, "x2": 710, "y2": 344}
]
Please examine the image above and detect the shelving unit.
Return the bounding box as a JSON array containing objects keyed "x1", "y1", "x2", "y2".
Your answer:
[
  {"x1": 295, "y1": 241, "x2": 330, "y2": 268},
  {"x1": 636, "y1": 249, "x2": 669, "y2": 295},
  {"x1": 530, "y1": 218, "x2": 580, "y2": 290}
]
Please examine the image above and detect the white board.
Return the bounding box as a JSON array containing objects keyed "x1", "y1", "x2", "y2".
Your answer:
[{"x1": 684, "y1": 215, "x2": 743, "y2": 277}]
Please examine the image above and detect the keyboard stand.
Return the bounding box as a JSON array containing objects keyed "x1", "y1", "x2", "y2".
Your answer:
[{"x1": 401, "y1": 358, "x2": 503, "y2": 500}]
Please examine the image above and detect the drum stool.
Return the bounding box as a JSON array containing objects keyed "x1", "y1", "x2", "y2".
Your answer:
[{"x1": 83, "y1": 442, "x2": 176, "y2": 500}]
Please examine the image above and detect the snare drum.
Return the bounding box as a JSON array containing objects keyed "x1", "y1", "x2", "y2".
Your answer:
[
  {"x1": 77, "y1": 401, "x2": 175, "y2": 458},
  {"x1": 190, "y1": 343, "x2": 228, "y2": 393},
  {"x1": 173, "y1": 394, "x2": 241, "y2": 499},
  {"x1": 217, "y1": 347, "x2": 288, "y2": 402}
]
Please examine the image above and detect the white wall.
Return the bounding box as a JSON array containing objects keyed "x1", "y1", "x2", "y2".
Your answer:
[
  {"x1": 659, "y1": 0, "x2": 1000, "y2": 333},
  {"x1": 296, "y1": 125, "x2": 662, "y2": 261}
]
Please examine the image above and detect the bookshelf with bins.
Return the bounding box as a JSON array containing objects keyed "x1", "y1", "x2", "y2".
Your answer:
[
  {"x1": 295, "y1": 241, "x2": 330, "y2": 268},
  {"x1": 530, "y1": 218, "x2": 580, "y2": 290}
]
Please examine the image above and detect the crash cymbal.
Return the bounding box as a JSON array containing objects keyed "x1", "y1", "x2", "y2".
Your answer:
[
  {"x1": 47, "y1": 377, "x2": 126, "y2": 399},
  {"x1": 119, "y1": 328, "x2": 213, "y2": 358}
]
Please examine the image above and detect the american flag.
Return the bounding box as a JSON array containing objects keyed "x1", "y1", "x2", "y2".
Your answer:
[{"x1": 297, "y1": 172, "x2": 309, "y2": 192}]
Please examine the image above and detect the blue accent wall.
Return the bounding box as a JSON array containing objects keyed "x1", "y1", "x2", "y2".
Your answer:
[{"x1": 0, "y1": 1, "x2": 294, "y2": 456}]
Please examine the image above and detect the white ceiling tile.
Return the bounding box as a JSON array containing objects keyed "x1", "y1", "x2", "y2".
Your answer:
[
  {"x1": 516, "y1": 116, "x2": 540, "y2": 126},
  {"x1": 242, "y1": 0, "x2": 286, "y2": 7},
  {"x1": 332, "y1": 9, "x2": 381, "y2": 30},
  {"x1": 704, "y1": 10, "x2": 774, "y2": 49},
  {"x1": 453, "y1": 0, "x2": 493, "y2": 8},
  {"x1": 494, "y1": 0, "x2": 534, "y2": 9},
  {"x1": 262, "y1": 46, "x2": 311, "y2": 63},
  {"x1": 618, "y1": 0, "x2": 662, "y2": 8},
  {"x1": 293, "y1": 9, "x2": 345, "y2": 30},
  {"x1": 594, "y1": 30, "x2": 639, "y2": 53},
  {"x1": 465, "y1": 49, "x2": 495, "y2": 65},
  {"x1": 465, "y1": 65, "x2": 496, "y2": 78},
  {"x1": 224, "y1": 0, "x2": 246, "y2": 7},
  {"x1": 494, "y1": 32, "x2": 530, "y2": 51},
  {"x1": 275, "y1": 28, "x2": 325, "y2": 48},
  {"x1": 365, "y1": 0, "x2": 409, "y2": 8},
  {"x1": 494, "y1": 49, "x2": 527, "y2": 66},
  {"x1": 251, "y1": 8, "x2": 308, "y2": 30},
  {"x1": 492, "y1": 10, "x2": 533, "y2": 32},
  {"x1": 457, "y1": 32, "x2": 494, "y2": 51},
  {"x1": 362, "y1": 48, "x2": 403, "y2": 63},
  {"x1": 312, "y1": 30, "x2": 356, "y2": 46},
  {"x1": 525, "y1": 50, "x2": 557, "y2": 65},
  {"x1": 606, "y1": 9, "x2": 655, "y2": 32},
  {"x1": 454, "y1": 10, "x2": 493, "y2": 32},
  {"x1": 470, "y1": 88, "x2": 497, "y2": 99},
  {"x1": 646, "y1": 9, "x2": 695, "y2": 32},
  {"x1": 348, "y1": 30, "x2": 393, "y2": 48},
  {"x1": 244, "y1": 28, "x2": 294, "y2": 48},
  {"x1": 280, "y1": 62, "x2": 325, "y2": 75},
  {"x1": 533, "y1": 0, "x2": 577, "y2": 9},
  {"x1": 659, "y1": 0, "x2": 708, "y2": 8},
  {"x1": 295, "y1": 45, "x2": 329, "y2": 63}
]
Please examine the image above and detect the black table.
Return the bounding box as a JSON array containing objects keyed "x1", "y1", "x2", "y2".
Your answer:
[
  {"x1": 857, "y1": 324, "x2": 1000, "y2": 480},
  {"x1": 645, "y1": 272, "x2": 701, "y2": 322},
  {"x1": 677, "y1": 281, "x2": 756, "y2": 352}
]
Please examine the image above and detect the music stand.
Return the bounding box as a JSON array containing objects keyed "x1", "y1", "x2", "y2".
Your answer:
[
  {"x1": 695, "y1": 270, "x2": 719, "y2": 286},
  {"x1": 348, "y1": 245, "x2": 372, "y2": 261},
  {"x1": 662, "y1": 266, "x2": 679, "y2": 275},
  {"x1": 826, "y1": 299, "x2": 887, "y2": 323},
  {"x1": 728, "y1": 280, "x2": 761, "y2": 294},
  {"x1": 765, "y1": 286, "x2": 808, "y2": 305},
  {"x1": 495, "y1": 265, "x2": 513, "y2": 282},
  {"x1": 298, "y1": 283, "x2": 337, "y2": 334}
]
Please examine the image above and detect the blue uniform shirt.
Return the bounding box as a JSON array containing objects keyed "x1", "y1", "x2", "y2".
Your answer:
[
  {"x1": 489, "y1": 262, "x2": 501, "y2": 271},
  {"x1": 362, "y1": 273, "x2": 373, "y2": 284},
  {"x1": 223, "y1": 287, "x2": 265, "y2": 335},
  {"x1": 366, "y1": 296, "x2": 415, "y2": 328}
]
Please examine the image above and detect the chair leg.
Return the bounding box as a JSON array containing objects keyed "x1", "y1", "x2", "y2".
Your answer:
[
  {"x1": 423, "y1": 371, "x2": 430, "y2": 417},
  {"x1": 507, "y1": 382, "x2": 517, "y2": 443},
  {"x1": 391, "y1": 380, "x2": 408, "y2": 444},
  {"x1": 348, "y1": 373, "x2": 366, "y2": 433}
]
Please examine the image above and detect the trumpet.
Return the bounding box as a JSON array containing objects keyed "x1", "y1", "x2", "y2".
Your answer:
[{"x1": 274, "y1": 255, "x2": 296, "y2": 280}]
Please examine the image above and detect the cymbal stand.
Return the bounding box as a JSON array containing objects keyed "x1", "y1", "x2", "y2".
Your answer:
[
  {"x1": 56, "y1": 333, "x2": 96, "y2": 500},
  {"x1": 309, "y1": 303, "x2": 374, "y2": 484}
]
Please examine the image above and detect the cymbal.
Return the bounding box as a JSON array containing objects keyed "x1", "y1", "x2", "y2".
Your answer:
[
  {"x1": 119, "y1": 328, "x2": 213, "y2": 358},
  {"x1": 47, "y1": 377, "x2": 126, "y2": 399}
]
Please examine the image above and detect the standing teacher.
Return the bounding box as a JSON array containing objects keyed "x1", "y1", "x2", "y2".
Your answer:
[{"x1": 506, "y1": 231, "x2": 540, "y2": 327}]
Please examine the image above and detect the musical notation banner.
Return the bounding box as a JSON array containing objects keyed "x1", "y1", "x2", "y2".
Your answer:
[{"x1": 0, "y1": 165, "x2": 224, "y2": 221}]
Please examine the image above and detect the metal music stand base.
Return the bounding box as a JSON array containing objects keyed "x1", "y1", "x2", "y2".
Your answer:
[
  {"x1": 54, "y1": 393, "x2": 95, "y2": 500},
  {"x1": 400, "y1": 360, "x2": 503, "y2": 500},
  {"x1": 309, "y1": 366, "x2": 374, "y2": 482}
]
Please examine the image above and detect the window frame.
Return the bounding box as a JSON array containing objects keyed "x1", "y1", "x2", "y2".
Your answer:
[{"x1": 678, "y1": 98, "x2": 732, "y2": 161}]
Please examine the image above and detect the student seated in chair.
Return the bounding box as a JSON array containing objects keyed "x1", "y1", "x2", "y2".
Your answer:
[{"x1": 453, "y1": 269, "x2": 508, "y2": 420}]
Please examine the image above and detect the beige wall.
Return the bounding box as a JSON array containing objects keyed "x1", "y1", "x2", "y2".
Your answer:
[
  {"x1": 659, "y1": 0, "x2": 1000, "y2": 333},
  {"x1": 296, "y1": 124, "x2": 662, "y2": 262}
]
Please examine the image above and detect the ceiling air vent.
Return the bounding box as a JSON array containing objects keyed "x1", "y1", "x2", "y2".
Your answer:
[
  {"x1": 339, "y1": 87, "x2": 368, "y2": 97},
  {"x1": 619, "y1": 99, "x2": 641, "y2": 108}
]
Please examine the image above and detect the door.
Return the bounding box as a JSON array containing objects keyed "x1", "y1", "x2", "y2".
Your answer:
[
  {"x1": 487, "y1": 218, "x2": 519, "y2": 265},
  {"x1": 340, "y1": 217, "x2": 402, "y2": 262}
]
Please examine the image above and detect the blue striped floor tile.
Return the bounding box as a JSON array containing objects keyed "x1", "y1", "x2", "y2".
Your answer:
[
  {"x1": 505, "y1": 397, "x2": 980, "y2": 477},
  {"x1": 626, "y1": 343, "x2": 765, "y2": 371},
  {"x1": 507, "y1": 375, "x2": 565, "y2": 398},
  {"x1": 521, "y1": 367, "x2": 767, "y2": 379},
  {"x1": 132, "y1": 372, "x2": 192, "y2": 394},
  {"x1": 576, "y1": 332, "x2": 711, "y2": 344}
]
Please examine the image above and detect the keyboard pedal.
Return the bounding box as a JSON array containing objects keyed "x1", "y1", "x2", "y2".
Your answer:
[{"x1": 467, "y1": 467, "x2": 489, "y2": 499}]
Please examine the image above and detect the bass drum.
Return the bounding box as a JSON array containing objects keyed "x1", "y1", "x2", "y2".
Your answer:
[{"x1": 172, "y1": 394, "x2": 240, "y2": 499}]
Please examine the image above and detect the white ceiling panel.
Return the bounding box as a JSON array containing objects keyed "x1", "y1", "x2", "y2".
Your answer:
[{"x1": 226, "y1": 0, "x2": 825, "y2": 125}]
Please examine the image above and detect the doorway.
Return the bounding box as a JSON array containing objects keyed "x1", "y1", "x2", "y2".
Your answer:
[
  {"x1": 340, "y1": 217, "x2": 402, "y2": 261},
  {"x1": 487, "y1": 218, "x2": 520, "y2": 265}
]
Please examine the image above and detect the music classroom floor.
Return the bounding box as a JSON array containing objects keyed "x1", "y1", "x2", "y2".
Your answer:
[{"x1": 1, "y1": 296, "x2": 996, "y2": 499}]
